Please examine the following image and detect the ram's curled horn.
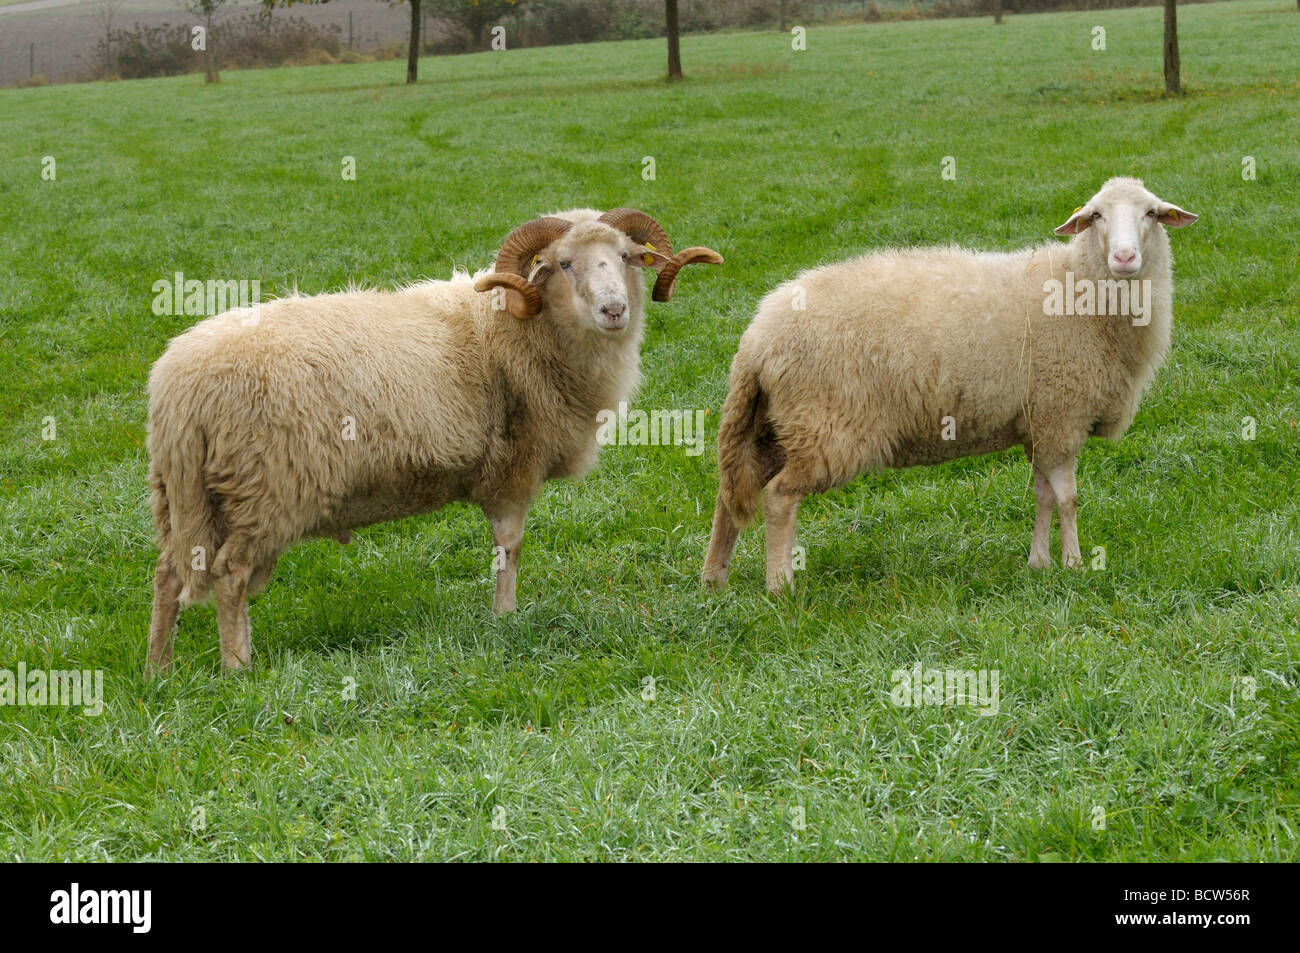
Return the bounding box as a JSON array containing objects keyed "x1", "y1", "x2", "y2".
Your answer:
[
  {"x1": 598, "y1": 208, "x2": 673, "y2": 261},
  {"x1": 651, "y1": 246, "x2": 725, "y2": 302},
  {"x1": 474, "y1": 272, "x2": 541, "y2": 319},
  {"x1": 597, "y1": 208, "x2": 723, "y2": 302},
  {"x1": 474, "y1": 217, "x2": 574, "y2": 318}
]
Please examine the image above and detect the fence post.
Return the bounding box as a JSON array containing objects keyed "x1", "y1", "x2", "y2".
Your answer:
[
  {"x1": 30, "y1": 42, "x2": 35, "y2": 79},
  {"x1": 349, "y1": 11, "x2": 353, "y2": 50}
]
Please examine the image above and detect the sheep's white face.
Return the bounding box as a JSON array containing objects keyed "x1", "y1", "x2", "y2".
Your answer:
[
  {"x1": 1055, "y1": 177, "x2": 1197, "y2": 278},
  {"x1": 534, "y1": 224, "x2": 664, "y2": 335}
]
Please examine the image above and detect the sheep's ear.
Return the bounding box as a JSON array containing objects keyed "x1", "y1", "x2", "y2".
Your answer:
[
  {"x1": 1156, "y1": 202, "x2": 1198, "y2": 228},
  {"x1": 628, "y1": 243, "x2": 672, "y2": 269},
  {"x1": 1054, "y1": 205, "x2": 1095, "y2": 236}
]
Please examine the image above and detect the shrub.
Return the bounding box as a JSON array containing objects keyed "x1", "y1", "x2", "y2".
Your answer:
[{"x1": 95, "y1": 13, "x2": 342, "y2": 80}]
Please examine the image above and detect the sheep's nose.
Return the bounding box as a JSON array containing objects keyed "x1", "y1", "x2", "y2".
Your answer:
[
  {"x1": 601, "y1": 302, "x2": 626, "y2": 320},
  {"x1": 1113, "y1": 248, "x2": 1137, "y2": 266}
]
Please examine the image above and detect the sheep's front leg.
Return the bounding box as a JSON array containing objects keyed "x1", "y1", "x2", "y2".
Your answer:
[
  {"x1": 486, "y1": 501, "x2": 529, "y2": 614},
  {"x1": 1028, "y1": 469, "x2": 1055, "y2": 570},
  {"x1": 1048, "y1": 461, "x2": 1083, "y2": 569},
  {"x1": 764, "y1": 486, "x2": 803, "y2": 594}
]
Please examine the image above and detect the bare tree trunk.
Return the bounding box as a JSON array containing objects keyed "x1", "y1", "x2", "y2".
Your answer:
[
  {"x1": 94, "y1": 0, "x2": 124, "y2": 76},
  {"x1": 779, "y1": 0, "x2": 787, "y2": 32},
  {"x1": 994, "y1": 0, "x2": 1002, "y2": 24},
  {"x1": 1163, "y1": 0, "x2": 1180, "y2": 94},
  {"x1": 204, "y1": 12, "x2": 218, "y2": 83},
  {"x1": 407, "y1": 0, "x2": 421, "y2": 85},
  {"x1": 666, "y1": 0, "x2": 682, "y2": 81}
]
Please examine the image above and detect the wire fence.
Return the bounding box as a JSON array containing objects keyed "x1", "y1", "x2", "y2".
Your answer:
[
  {"x1": 0, "y1": 36, "x2": 93, "y2": 86},
  {"x1": 0, "y1": 0, "x2": 1203, "y2": 89},
  {"x1": 0, "y1": 0, "x2": 412, "y2": 87}
]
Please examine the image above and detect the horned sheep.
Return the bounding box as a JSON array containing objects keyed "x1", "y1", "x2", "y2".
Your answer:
[{"x1": 147, "y1": 209, "x2": 721, "y2": 670}]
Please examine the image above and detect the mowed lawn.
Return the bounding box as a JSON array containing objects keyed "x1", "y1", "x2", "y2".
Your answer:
[{"x1": 1, "y1": 1, "x2": 1298, "y2": 861}]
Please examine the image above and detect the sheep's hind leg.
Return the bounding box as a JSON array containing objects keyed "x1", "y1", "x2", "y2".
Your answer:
[
  {"x1": 486, "y1": 501, "x2": 528, "y2": 614},
  {"x1": 1027, "y1": 469, "x2": 1055, "y2": 570},
  {"x1": 1048, "y1": 461, "x2": 1083, "y2": 569},
  {"x1": 214, "y1": 562, "x2": 253, "y2": 670},
  {"x1": 702, "y1": 494, "x2": 741, "y2": 589},
  {"x1": 764, "y1": 484, "x2": 804, "y2": 594},
  {"x1": 148, "y1": 554, "x2": 183, "y2": 671}
]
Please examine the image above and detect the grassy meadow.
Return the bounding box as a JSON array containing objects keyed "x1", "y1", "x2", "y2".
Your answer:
[{"x1": 1, "y1": 1, "x2": 1298, "y2": 861}]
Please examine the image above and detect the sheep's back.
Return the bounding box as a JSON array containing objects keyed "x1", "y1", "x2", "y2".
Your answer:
[
  {"x1": 147, "y1": 283, "x2": 492, "y2": 527},
  {"x1": 740, "y1": 247, "x2": 1038, "y2": 468}
]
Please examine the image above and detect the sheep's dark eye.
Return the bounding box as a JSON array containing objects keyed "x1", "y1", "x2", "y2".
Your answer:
[
  {"x1": 1091, "y1": 212, "x2": 1103, "y2": 222},
  {"x1": 1146, "y1": 209, "x2": 1158, "y2": 218},
  {"x1": 559, "y1": 260, "x2": 572, "y2": 271},
  {"x1": 620, "y1": 252, "x2": 629, "y2": 262}
]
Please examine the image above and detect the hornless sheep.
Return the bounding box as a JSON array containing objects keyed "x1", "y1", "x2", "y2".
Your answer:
[
  {"x1": 147, "y1": 209, "x2": 722, "y2": 670},
  {"x1": 702, "y1": 177, "x2": 1197, "y2": 592}
]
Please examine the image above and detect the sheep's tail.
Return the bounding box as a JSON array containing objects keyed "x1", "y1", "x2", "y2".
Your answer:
[
  {"x1": 148, "y1": 407, "x2": 219, "y2": 605},
  {"x1": 716, "y1": 360, "x2": 766, "y2": 528}
]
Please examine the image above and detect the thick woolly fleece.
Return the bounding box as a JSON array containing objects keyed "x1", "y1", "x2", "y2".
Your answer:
[
  {"x1": 714, "y1": 181, "x2": 1177, "y2": 529},
  {"x1": 147, "y1": 219, "x2": 644, "y2": 612}
]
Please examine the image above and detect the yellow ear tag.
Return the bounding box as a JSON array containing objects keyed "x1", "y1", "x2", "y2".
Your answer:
[
  {"x1": 642, "y1": 241, "x2": 657, "y2": 266},
  {"x1": 1072, "y1": 206, "x2": 1085, "y2": 216},
  {"x1": 1167, "y1": 211, "x2": 1179, "y2": 223}
]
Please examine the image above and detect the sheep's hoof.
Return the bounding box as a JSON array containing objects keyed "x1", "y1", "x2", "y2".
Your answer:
[
  {"x1": 765, "y1": 573, "x2": 794, "y2": 595},
  {"x1": 1027, "y1": 552, "x2": 1051, "y2": 570},
  {"x1": 701, "y1": 567, "x2": 729, "y2": 590},
  {"x1": 221, "y1": 654, "x2": 251, "y2": 672},
  {"x1": 492, "y1": 599, "x2": 518, "y2": 615},
  {"x1": 1062, "y1": 554, "x2": 1085, "y2": 571}
]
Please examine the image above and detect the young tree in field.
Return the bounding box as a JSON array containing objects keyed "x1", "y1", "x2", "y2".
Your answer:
[
  {"x1": 1163, "y1": 0, "x2": 1180, "y2": 94},
  {"x1": 994, "y1": 0, "x2": 1003, "y2": 25},
  {"x1": 261, "y1": 0, "x2": 494, "y2": 85},
  {"x1": 666, "y1": 0, "x2": 681, "y2": 81},
  {"x1": 406, "y1": 0, "x2": 422, "y2": 83},
  {"x1": 185, "y1": 0, "x2": 229, "y2": 83},
  {"x1": 93, "y1": 0, "x2": 128, "y2": 76}
]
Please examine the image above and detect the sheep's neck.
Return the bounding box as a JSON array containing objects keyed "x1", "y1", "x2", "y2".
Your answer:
[
  {"x1": 511, "y1": 319, "x2": 637, "y2": 415},
  {"x1": 482, "y1": 313, "x2": 642, "y2": 485},
  {"x1": 1062, "y1": 235, "x2": 1175, "y2": 380}
]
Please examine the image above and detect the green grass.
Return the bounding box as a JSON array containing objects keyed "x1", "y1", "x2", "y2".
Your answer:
[{"x1": 1, "y1": 1, "x2": 1298, "y2": 861}]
